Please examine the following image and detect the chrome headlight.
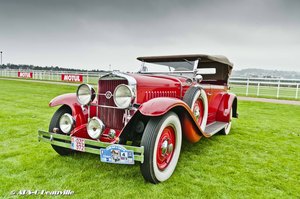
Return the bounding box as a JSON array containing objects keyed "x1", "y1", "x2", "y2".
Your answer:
[
  {"x1": 87, "y1": 117, "x2": 105, "y2": 139},
  {"x1": 76, "y1": 84, "x2": 95, "y2": 105},
  {"x1": 59, "y1": 113, "x2": 74, "y2": 134},
  {"x1": 113, "y1": 84, "x2": 134, "y2": 109}
]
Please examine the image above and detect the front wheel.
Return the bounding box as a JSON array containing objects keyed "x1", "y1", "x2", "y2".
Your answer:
[
  {"x1": 140, "y1": 112, "x2": 182, "y2": 184},
  {"x1": 49, "y1": 106, "x2": 74, "y2": 156}
]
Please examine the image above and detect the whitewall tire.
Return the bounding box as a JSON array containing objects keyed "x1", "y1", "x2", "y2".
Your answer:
[
  {"x1": 183, "y1": 87, "x2": 208, "y2": 132},
  {"x1": 140, "y1": 112, "x2": 182, "y2": 183},
  {"x1": 221, "y1": 109, "x2": 232, "y2": 135}
]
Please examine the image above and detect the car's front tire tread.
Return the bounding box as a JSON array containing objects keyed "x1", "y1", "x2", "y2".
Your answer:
[{"x1": 140, "y1": 112, "x2": 182, "y2": 184}]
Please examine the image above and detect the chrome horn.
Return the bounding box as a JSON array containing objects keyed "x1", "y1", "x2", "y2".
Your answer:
[{"x1": 194, "y1": 69, "x2": 203, "y2": 84}]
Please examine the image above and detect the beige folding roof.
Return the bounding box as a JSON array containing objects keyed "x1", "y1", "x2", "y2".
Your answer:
[{"x1": 137, "y1": 54, "x2": 233, "y2": 68}]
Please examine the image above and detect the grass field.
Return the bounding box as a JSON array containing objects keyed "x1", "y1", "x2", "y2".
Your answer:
[{"x1": 0, "y1": 79, "x2": 299, "y2": 198}]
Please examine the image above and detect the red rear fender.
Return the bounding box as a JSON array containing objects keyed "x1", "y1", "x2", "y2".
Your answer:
[{"x1": 216, "y1": 93, "x2": 237, "y2": 122}]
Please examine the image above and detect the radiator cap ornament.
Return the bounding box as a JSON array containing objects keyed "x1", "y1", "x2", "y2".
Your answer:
[{"x1": 105, "y1": 91, "x2": 113, "y2": 99}]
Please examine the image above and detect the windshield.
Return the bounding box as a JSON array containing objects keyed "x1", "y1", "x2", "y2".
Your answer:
[{"x1": 140, "y1": 60, "x2": 195, "y2": 72}]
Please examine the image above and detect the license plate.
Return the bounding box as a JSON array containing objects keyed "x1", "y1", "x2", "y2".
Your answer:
[
  {"x1": 71, "y1": 137, "x2": 85, "y2": 152},
  {"x1": 100, "y1": 145, "x2": 134, "y2": 165}
]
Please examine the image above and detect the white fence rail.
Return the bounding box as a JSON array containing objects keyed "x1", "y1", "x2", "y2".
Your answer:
[
  {"x1": 229, "y1": 77, "x2": 299, "y2": 99},
  {"x1": 0, "y1": 69, "x2": 299, "y2": 100},
  {"x1": 0, "y1": 69, "x2": 107, "y2": 84}
]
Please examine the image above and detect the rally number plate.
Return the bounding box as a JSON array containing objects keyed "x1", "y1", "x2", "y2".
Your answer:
[
  {"x1": 71, "y1": 137, "x2": 85, "y2": 152},
  {"x1": 100, "y1": 145, "x2": 134, "y2": 165}
]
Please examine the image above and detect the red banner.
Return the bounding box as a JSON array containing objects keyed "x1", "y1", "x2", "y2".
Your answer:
[
  {"x1": 18, "y1": 72, "x2": 33, "y2": 78},
  {"x1": 61, "y1": 74, "x2": 83, "y2": 82}
]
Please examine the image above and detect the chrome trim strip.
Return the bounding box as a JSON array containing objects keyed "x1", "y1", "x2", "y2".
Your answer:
[
  {"x1": 97, "y1": 104, "x2": 124, "y2": 109},
  {"x1": 111, "y1": 71, "x2": 137, "y2": 87},
  {"x1": 100, "y1": 71, "x2": 137, "y2": 104},
  {"x1": 140, "y1": 71, "x2": 194, "y2": 74},
  {"x1": 200, "y1": 84, "x2": 227, "y2": 90},
  {"x1": 98, "y1": 93, "x2": 113, "y2": 96},
  {"x1": 91, "y1": 104, "x2": 137, "y2": 110}
]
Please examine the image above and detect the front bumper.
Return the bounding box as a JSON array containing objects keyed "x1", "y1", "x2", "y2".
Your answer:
[{"x1": 38, "y1": 130, "x2": 144, "y2": 163}]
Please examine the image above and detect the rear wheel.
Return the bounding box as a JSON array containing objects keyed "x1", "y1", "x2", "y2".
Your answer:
[
  {"x1": 49, "y1": 106, "x2": 74, "y2": 156},
  {"x1": 140, "y1": 112, "x2": 182, "y2": 184},
  {"x1": 220, "y1": 109, "x2": 232, "y2": 135}
]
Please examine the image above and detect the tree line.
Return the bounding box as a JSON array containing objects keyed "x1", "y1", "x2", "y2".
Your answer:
[{"x1": 0, "y1": 63, "x2": 108, "y2": 72}]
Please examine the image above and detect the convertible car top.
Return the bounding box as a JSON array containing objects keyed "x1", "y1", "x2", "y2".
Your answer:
[
  {"x1": 138, "y1": 54, "x2": 233, "y2": 84},
  {"x1": 137, "y1": 54, "x2": 234, "y2": 68}
]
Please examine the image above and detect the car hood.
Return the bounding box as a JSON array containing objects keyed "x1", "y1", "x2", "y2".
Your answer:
[{"x1": 127, "y1": 73, "x2": 189, "y2": 104}]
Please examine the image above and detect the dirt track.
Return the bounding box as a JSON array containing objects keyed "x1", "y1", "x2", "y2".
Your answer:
[
  {"x1": 238, "y1": 96, "x2": 300, "y2": 106},
  {"x1": 0, "y1": 77, "x2": 79, "y2": 86},
  {"x1": 1, "y1": 77, "x2": 299, "y2": 106}
]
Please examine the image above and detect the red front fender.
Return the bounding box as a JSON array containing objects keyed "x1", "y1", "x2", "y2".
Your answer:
[
  {"x1": 139, "y1": 97, "x2": 190, "y2": 116},
  {"x1": 138, "y1": 97, "x2": 207, "y2": 143},
  {"x1": 49, "y1": 93, "x2": 87, "y2": 127}
]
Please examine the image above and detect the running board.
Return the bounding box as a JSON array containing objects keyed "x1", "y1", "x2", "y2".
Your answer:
[{"x1": 204, "y1": 122, "x2": 228, "y2": 136}]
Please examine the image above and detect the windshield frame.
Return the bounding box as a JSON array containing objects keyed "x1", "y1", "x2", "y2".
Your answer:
[{"x1": 139, "y1": 59, "x2": 199, "y2": 74}]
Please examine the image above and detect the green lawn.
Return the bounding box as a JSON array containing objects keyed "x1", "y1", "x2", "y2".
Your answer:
[{"x1": 0, "y1": 79, "x2": 299, "y2": 198}]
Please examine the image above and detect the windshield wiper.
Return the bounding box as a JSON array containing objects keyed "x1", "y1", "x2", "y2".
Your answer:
[{"x1": 183, "y1": 59, "x2": 193, "y2": 66}]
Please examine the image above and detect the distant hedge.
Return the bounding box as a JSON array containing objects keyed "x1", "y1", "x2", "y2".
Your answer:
[{"x1": 0, "y1": 63, "x2": 106, "y2": 72}]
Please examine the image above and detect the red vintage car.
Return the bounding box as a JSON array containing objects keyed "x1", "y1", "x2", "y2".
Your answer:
[{"x1": 38, "y1": 54, "x2": 237, "y2": 183}]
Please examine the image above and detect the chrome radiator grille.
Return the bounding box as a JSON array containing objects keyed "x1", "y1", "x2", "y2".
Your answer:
[{"x1": 98, "y1": 79, "x2": 128, "y2": 130}]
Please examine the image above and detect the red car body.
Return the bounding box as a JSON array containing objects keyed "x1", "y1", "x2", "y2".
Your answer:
[{"x1": 39, "y1": 54, "x2": 237, "y2": 183}]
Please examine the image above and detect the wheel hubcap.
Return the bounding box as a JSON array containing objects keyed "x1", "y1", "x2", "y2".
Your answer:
[
  {"x1": 167, "y1": 143, "x2": 173, "y2": 154},
  {"x1": 193, "y1": 99, "x2": 204, "y2": 125},
  {"x1": 157, "y1": 126, "x2": 176, "y2": 171},
  {"x1": 194, "y1": 106, "x2": 200, "y2": 120},
  {"x1": 161, "y1": 140, "x2": 168, "y2": 156}
]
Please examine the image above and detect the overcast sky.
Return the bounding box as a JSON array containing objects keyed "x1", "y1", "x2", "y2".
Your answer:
[{"x1": 0, "y1": 0, "x2": 300, "y2": 71}]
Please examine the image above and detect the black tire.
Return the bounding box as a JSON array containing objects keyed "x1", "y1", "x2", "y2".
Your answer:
[
  {"x1": 49, "y1": 106, "x2": 74, "y2": 156},
  {"x1": 220, "y1": 109, "x2": 232, "y2": 135},
  {"x1": 140, "y1": 112, "x2": 182, "y2": 184},
  {"x1": 183, "y1": 86, "x2": 208, "y2": 131},
  {"x1": 183, "y1": 86, "x2": 200, "y2": 106}
]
